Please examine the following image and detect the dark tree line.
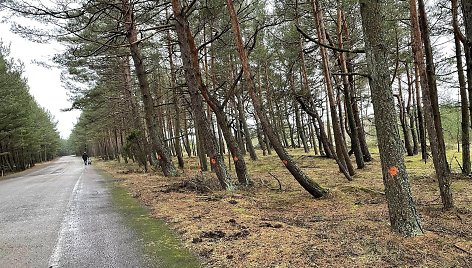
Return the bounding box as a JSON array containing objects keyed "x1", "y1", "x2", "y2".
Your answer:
[{"x1": 0, "y1": 45, "x2": 61, "y2": 174}]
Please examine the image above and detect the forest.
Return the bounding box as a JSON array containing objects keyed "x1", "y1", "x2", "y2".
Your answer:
[
  {"x1": 1, "y1": 0, "x2": 472, "y2": 266},
  {"x1": 0, "y1": 45, "x2": 62, "y2": 174}
]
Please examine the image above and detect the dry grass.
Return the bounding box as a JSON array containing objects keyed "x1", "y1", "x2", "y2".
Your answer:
[{"x1": 96, "y1": 149, "x2": 472, "y2": 267}]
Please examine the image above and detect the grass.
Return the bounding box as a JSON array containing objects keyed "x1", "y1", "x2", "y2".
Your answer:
[{"x1": 95, "y1": 148, "x2": 472, "y2": 268}]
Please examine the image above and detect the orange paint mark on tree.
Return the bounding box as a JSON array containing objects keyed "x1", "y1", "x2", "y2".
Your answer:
[
  {"x1": 233, "y1": 156, "x2": 239, "y2": 162},
  {"x1": 282, "y1": 159, "x2": 288, "y2": 165},
  {"x1": 388, "y1": 166, "x2": 399, "y2": 177},
  {"x1": 211, "y1": 158, "x2": 217, "y2": 165}
]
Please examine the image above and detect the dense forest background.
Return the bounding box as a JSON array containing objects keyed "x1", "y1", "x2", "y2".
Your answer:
[
  {"x1": 1, "y1": 0, "x2": 472, "y2": 242},
  {"x1": 0, "y1": 44, "x2": 63, "y2": 173}
]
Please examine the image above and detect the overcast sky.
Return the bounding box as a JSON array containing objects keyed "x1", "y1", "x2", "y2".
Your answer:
[{"x1": 0, "y1": 23, "x2": 81, "y2": 139}]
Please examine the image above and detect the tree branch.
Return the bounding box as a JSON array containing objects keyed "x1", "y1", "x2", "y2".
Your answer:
[{"x1": 296, "y1": 25, "x2": 365, "y2": 54}]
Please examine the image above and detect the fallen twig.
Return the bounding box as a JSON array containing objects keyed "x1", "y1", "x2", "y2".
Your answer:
[{"x1": 268, "y1": 172, "x2": 282, "y2": 191}]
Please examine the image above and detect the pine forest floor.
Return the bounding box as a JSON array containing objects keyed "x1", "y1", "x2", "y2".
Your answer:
[{"x1": 96, "y1": 149, "x2": 472, "y2": 267}]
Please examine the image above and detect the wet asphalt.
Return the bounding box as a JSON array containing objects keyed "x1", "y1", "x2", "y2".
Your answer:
[{"x1": 0, "y1": 156, "x2": 154, "y2": 268}]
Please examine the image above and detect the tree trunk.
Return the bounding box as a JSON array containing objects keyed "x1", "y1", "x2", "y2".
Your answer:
[
  {"x1": 119, "y1": 56, "x2": 148, "y2": 171},
  {"x1": 290, "y1": 70, "x2": 310, "y2": 153},
  {"x1": 414, "y1": 64, "x2": 427, "y2": 160},
  {"x1": 121, "y1": 0, "x2": 176, "y2": 176},
  {"x1": 397, "y1": 76, "x2": 414, "y2": 156},
  {"x1": 172, "y1": 0, "x2": 234, "y2": 190},
  {"x1": 359, "y1": 0, "x2": 423, "y2": 236},
  {"x1": 455, "y1": 34, "x2": 471, "y2": 174},
  {"x1": 336, "y1": 5, "x2": 364, "y2": 169},
  {"x1": 417, "y1": 0, "x2": 453, "y2": 208},
  {"x1": 461, "y1": 0, "x2": 472, "y2": 126},
  {"x1": 311, "y1": 0, "x2": 355, "y2": 177},
  {"x1": 405, "y1": 62, "x2": 419, "y2": 155},
  {"x1": 226, "y1": 0, "x2": 327, "y2": 197},
  {"x1": 167, "y1": 35, "x2": 185, "y2": 169},
  {"x1": 237, "y1": 94, "x2": 258, "y2": 160},
  {"x1": 452, "y1": 0, "x2": 471, "y2": 174},
  {"x1": 195, "y1": 123, "x2": 208, "y2": 172}
]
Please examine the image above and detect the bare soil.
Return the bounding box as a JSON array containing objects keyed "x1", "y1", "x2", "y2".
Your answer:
[{"x1": 96, "y1": 150, "x2": 472, "y2": 267}]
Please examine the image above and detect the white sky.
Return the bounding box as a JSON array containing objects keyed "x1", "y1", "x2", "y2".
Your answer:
[{"x1": 0, "y1": 23, "x2": 81, "y2": 139}]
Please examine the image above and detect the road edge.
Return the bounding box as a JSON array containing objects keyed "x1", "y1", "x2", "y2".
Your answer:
[{"x1": 96, "y1": 168, "x2": 202, "y2": 268}]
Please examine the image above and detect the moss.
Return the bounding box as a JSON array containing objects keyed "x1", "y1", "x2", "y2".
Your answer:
[{"x1": 105, "y1": 174, "x2": 201, "y2": 268}]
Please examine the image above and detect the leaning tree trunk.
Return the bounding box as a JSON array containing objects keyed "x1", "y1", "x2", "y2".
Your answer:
[
  {"x1": 462, "y1": 0, "x2": 472, "y2": 127},
  {"x1": 118, "y1": 56, "x2": 149, "y2": 171},
  {"x1": 121, "y1": 0, "x2": 177, "y2": 176},
  {"x1": 359, "y1": 0, "x2": 424, "y2": 237},
  {"x1": 397, "y1": 76, "x2": 414, "y2": 156},
  {"x1": 226, "y1": 0, "x2": 327, "y2": 198},
  {"x1": 457, "y1": 0, "x2": 472, "y2": 174},
  {"x1": 167, "y1": 33, "x2": 185, "y2": 169},
  {"x1": 311, "y1": 0, "x2": 355, "y2": 178},
  {"x1": 172, "y1": 0, "x2": 234, "y2": 190},
  {"x1": 417, "y1": 0, "x2": 453, "y2": 208},
  {"x1": 336, "y1": 4, "x2": 364, "y2": 169},
  {"x1": 452, "y1": 26, "x2": 471, "y2": 174}
]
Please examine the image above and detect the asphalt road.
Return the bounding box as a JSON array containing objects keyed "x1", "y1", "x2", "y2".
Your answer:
[{"x1": 0, "y1": 156, "x2": 154, "y2": 268}]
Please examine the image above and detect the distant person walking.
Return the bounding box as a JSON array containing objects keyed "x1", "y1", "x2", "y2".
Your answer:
[{"x1": 82, "y1": 152, "x2": 88, "y2": 165}]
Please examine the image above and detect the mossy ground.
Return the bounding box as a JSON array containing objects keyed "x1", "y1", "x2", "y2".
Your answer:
[
  {"x1": 102, "y1": 171, "x2": 201, "y2": 268},
  {"x1": 96, "y1": 149, "x2": 472, "y2": 267}
]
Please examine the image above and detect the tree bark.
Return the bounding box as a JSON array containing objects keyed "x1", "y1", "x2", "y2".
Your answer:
[
  {"x1": 359, "y1": 0, "x2": 423, "y2": 236},
  {"x1": 290, "y1": 70, "x2": 310, "y2": 153},
  {"x1": 461, "y1": 0, "x2": 472, "y2": 129},
  {"x1": 167, "y1": 36, "x2": 185, "y2": 169},
  {"x1": 237, "y1": 94, "x2": 258, "y2": 160},
  {"x1": 397, "y1": 76, "x2": 414, "y2": 156},
  {"x1": 118, "y1": 56, "x2": 149, "y2": 171},
  {"x1": 405, "y1": 62, "x2": 419, "y2": 155},
  {"x1": 417, "y1": 0, "x2": 453, "y2": 208},
  {"x1": 336, "y1": 5, "x2": 364, "y2": 168},
  {"x1": 414, "y1": 63, "x2": 427, "y2": 160},
  {"x1": 226, "y1": 0, "x2": 327, "y2": 197},
  {"x1": 453, "y1": 0, "x2": 471, "y2": 174}
]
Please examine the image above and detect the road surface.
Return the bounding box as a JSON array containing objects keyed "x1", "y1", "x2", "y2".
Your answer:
[{"x1": 0, "y1": 156, "x2": 154, "y2": 267}]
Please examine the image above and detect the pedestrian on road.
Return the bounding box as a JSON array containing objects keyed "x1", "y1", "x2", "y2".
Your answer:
[{"x1": 82, "y1": 152, "x2": 88, "y2": 165}]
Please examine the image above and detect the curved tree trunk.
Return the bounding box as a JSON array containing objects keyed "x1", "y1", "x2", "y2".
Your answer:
[{"x1": 226, "y1": 0, "x2": 327, "y2": 198}]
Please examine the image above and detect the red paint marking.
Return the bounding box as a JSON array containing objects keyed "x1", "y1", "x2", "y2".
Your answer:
[{"x1": 388, "y1": 166, "x2": 399, "y2": 177}]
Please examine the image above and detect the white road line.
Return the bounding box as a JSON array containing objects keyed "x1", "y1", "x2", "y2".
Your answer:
[{"x1": 47, "y1": 168, "x2": 84, "y2": 268}]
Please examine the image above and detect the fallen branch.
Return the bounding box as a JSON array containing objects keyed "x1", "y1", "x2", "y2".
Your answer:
[
  {"x1": 268, "y1": 172, "x2": 282, "y2": 191},
  {"x1": 340, "y1": 185, "x2": 385, "y2": 196},
  {"x1": 454, "y1": 243, "x2": 472, "y2": 255}
]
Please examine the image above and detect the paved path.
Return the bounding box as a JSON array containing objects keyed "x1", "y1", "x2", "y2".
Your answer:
[{"x1": 0, "y1": 156, "x2": 154, "y2": 267}]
